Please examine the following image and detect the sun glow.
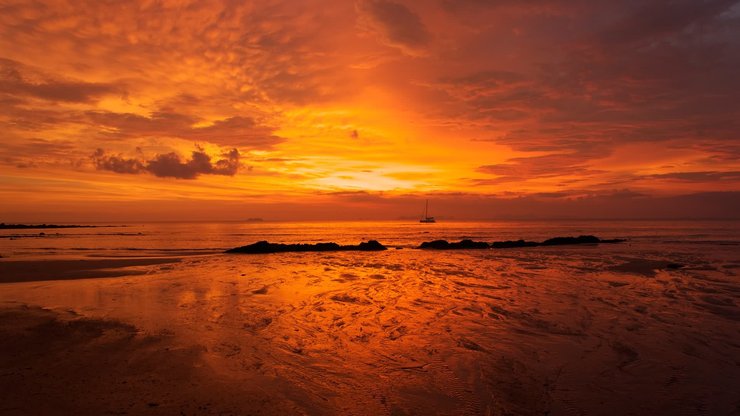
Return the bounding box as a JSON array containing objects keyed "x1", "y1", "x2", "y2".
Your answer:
[{"x1": 0, "y1": 0, "x2": 737, "y2": 221}]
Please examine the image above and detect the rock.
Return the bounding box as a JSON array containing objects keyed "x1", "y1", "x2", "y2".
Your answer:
[
  {"x1": 541, "y1": 235, "x2": 600, "y2": 246},
  {"x1": 357, "y1": 240, "x2": 387, "y2": 251},
  {"x1": 455, "y1": 239, "x2": 490, "y2": 249},
  {"x1": 418, "y1": 239, "x2": 489, "y2": 249},
  {"x1": 491, "y1": 240, "x2": 539, "y2": 249},
  {"x1": 419, "y1": 240, "x2": 450, "y2": 249},
  {"x1": 226, "y1": 240, "x2": 387, "y2": 254},
  {"x1": 601, "y1": 238, "x2": 628, "y2": 244},
  {"x1": 421, "y1": 235, "x2": 627, "y2": 250},
  {"x1": 309, "y1": 243, "x2": 343, "y2": 251}
]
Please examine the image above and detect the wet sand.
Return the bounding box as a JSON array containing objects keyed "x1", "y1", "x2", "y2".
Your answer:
[
  {"x1": 0, "y1": 258, "x2": 180, "y2": 283},
  {"x1": 0, "y1": 243, "x2": 739, "y2": 415},
  {"x1": 0, "y1": 305, "x2": 303, "y2": 415}
]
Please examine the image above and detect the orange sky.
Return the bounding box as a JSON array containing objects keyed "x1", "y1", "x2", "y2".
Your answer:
[{"x1": 1, "y1": 0, "x2": 739, "y2": 221}]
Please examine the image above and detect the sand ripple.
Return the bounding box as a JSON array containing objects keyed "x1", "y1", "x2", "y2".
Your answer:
[{"x1": 1, "y1": 241, "x2": 739, "y2": 415}]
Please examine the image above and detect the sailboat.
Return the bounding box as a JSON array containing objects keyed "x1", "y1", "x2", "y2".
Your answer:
[{"x1": 419, "y1": 199, "x2": 436, "y2": 223}]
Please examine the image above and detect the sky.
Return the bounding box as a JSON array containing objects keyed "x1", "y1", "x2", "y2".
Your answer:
[{"x1": 1, "y1": 0, "x2": 739, "y2": 221}]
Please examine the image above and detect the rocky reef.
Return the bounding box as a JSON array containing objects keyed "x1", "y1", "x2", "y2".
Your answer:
[
  {"x1": 226, "y1": 240, "x2": 387, "y2": 254},
  {"x1": 420, "y1": 235, "x2": 626, "y2": 250},
  {"x1": 227, "y1": 236, "x2": 625, "y2": 253},
  {"x1": 418, "y1": 239, "x2": 490, "y2": 250}
]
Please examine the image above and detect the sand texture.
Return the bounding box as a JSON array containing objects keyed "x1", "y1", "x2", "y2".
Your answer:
[{"x1": 0, "y1": 241, "x2": 739, "y2": 415}]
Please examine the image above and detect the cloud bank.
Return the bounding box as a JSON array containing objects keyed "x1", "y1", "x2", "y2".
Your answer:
[{"x1": 93, "y1": 147, "x2": 241, "y2": 179}]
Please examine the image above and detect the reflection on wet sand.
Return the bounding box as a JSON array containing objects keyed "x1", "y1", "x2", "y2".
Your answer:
[{"x1": 1, "y1": 243, "x2": 739, "y2": 415}]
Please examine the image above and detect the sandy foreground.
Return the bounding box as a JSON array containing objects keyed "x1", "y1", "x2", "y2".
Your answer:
[{"x1": 0, "y1": 244, "x2": 739, "y2": 415}]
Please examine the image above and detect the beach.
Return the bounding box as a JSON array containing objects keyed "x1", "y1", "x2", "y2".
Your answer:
[
  {"x1": 4, "y1": 0, "x2": 740, "y2": 412},
  {"x1": 1, "y1": 221, "x2": 739, "y2": 415}
]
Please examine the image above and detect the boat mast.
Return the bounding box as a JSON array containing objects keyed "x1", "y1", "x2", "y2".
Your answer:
[{"x1": 425, "y1": 199, "x2": 429, "y2": 218}]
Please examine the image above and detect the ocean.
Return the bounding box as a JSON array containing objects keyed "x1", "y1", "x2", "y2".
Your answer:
[
  {"x1": 0, "y1": 220, "x2": 738, "y2": 415},
  {"x1": 2, "y1": 219, "x2": 739, "y2": 259}
]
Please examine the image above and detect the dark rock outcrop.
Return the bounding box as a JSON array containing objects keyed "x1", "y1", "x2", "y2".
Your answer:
[
  {"x1": 418, "y1": 240, "x2": 451, "y2": 249},
  {"x1": 226, "y1": 240, "x2": 387, "y2": 254},
  {"x1": 418, "y1": 239, "x2": 490, "y2": 250},
  {"x1": 541, "y1": 235, "x2": 601, "y2": 246},
  {"x1": 420, "y1": 235, "x2": 626, "y2": 250},
  {"x1": 600, "y1": 238, "x2": 628, "y2": 244},
  {"x1": 491, "y1": 240, "x2": 539, "y2": 249},
  {"x1": 357, "y1": 240, "x2": 386, "y2": 251}
]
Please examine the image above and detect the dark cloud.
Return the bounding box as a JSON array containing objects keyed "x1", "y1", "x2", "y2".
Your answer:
[
  {"x1": 599, "y1": 0, "x2": 738, "y2": 46},
  {"x1": 92, "y1": 149, "x2": 144, "y2": 174},
  {"x1": 430, "y1": 0, "x2": 740, "y2": 186},
  {"x1": 86, "y1": 111, "x2": 282, "y2": 148},
  {"x1": 439, "y1": 70, "x2": 526, "y2": 88},
  {"x1": 357, "y1": 0, "x2": 430, "y2": 55},
  {"x1": 477, "y1": 152, "x2": 606, "y2": 183},
  {"x1": 440, "y1": 0, "x2": 583, "y2": 15},
  {"x1": 0, "y1": 137, "x2": 80, "y2": 167},
  {"x1": 647, "y1": 171, "x2": 740, "y2": 182},
  {"x1": 93, "y1": 147, "x2": 241, "y2": 179},
  {"x1": 0, "y1": 59, "x2": 119, "y2": 103},
  {"x1": 293, "y1": 190, "x2": 740, "y2": 220}
]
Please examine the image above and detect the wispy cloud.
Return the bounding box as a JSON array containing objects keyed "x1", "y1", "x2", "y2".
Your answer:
[{"x1": 356, "y1": 0, "x2": 430, "y2": 56}]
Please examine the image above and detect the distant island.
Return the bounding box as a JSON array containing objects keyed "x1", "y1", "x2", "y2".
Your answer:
[{"x1": 0, "y1": 223, "x2": 101, "y2": 230}]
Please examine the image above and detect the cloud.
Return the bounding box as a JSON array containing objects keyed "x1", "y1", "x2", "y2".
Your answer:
[
  {"x1": 647, "y1": 171, "x2": 740, "y2": 182},
  {"x1": 92, "y1": 149, "x2": 144, "y2": 174},
  {"x1": 440, "y1": 0, "x2": 582, "y2": 15},
  {"x1": 92, "y1": 147, "x2": 241, "y2": 179},
  {"x1": 357, "y1": 0, "x2": 430, "y2": 55},
  {"x1": 425, "y1": 0, "x2": 740, "y2": 192},
  {"x1": 0, "y1": 59, "x2": 119, "y2": 103},
  {"x1": 86, "y1": 111, "x2": 282, "y2": 148},
  {"x1": 0, "y1": 138, "x2": 79, "y2": 168},
  {"x1": 599, "y1": 0, "x2": 738, "y2": 46},
  {"x1": 477, "y1": 152, "x2": 606, "y2": 183}
]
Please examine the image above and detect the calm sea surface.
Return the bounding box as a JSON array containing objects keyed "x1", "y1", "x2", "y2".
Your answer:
[
  {"x1": 2, "y1": 220, "x2": 739, "y2": 259},
  {"x1": 1, "y1": 219, "x2": 739, "y2": 414}
]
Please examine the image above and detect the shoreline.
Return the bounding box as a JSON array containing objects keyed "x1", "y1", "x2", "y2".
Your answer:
[
  {"x1": 0, "y1": 224, "x2": 113, "y2": 230},
  {"x1": 0, "y1": 258, "x2": 180, "y2": 284}
]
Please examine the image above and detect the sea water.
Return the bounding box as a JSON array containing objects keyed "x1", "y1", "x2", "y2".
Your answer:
[
  {"x1": 0, "y1": 220, "x2": 738, "y2": 414},
  {"x1": 2, "y1": 219, "x2": 738, "y2": 259}
]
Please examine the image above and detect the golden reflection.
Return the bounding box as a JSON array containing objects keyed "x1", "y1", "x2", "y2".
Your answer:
[{"x1": 1, "y1": 234, "x2": 739, "y2": 414}]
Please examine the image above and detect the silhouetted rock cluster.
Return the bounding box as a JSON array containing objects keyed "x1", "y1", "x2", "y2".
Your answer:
[
  {"x1": 227, "y1": 235, "x2": 625, "y2": 254},
  {"x1": 491, "y1": 240, "x2": 540, "y2": 248},
  {"x1": 418, "y1": 239, "x2": 490, "y2": 249},
  {"x1": 420, "y1": 235, "x2": 626, "y2": 250},
  {"x1": 226, "y1": 240, "x2": 387, "y2": 254},
  {"x1": 541, "y1": 235, "x2": 600, "y2": 245}
]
